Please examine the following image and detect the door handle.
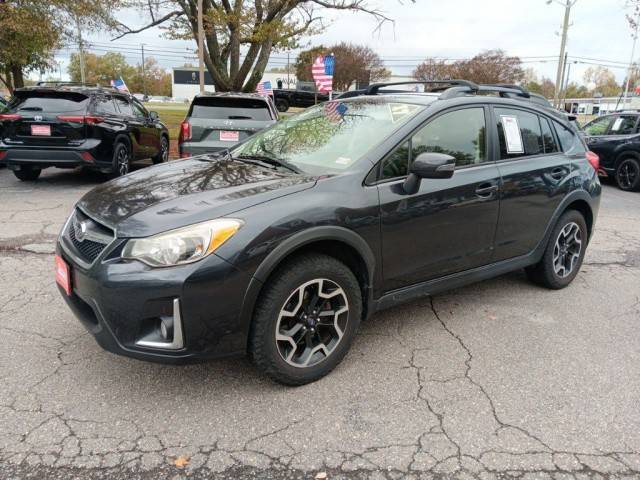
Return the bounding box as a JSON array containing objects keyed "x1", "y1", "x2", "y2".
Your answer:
[
  {"x1": 475, "y1": 183, "x2": 498, "y2": 197},
  {"x1": 550, "y1": 167, "x2": 567, "y2": 180}
]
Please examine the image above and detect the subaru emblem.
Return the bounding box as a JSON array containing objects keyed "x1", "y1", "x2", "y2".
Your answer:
[{"x1": 76, "y1": 221, "x2": 87, "y2": 241}]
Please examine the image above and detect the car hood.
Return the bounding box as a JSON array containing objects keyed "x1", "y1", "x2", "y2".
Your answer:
[{"x1": 77, "y1": 156, "x2": 317, "y2": 237}]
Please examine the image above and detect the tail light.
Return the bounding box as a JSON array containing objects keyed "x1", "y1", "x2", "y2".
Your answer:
[
  {"x1": 80, "y1": 152, "x2": 95, "y2": 162},
  {"x1": 179, "y1": 121, "x2": 191, "y2": 143},
  {"x1": 586, "y1": 151, "x2": 599, "y2": 171},
  {"x1": 56, "y1": 115, "x2": 104, "y2": 124},
  {"x1": 0, "y1": 114, "x2": 22, "y2": 121},
  {"x1": 0, "y1": 151, "x2": 7, "y2": 161}
]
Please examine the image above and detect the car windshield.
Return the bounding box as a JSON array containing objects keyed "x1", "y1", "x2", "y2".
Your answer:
[
  {"x1": 232, "y1": 99, "x2": 423, "y2": 174},
  {"x1": 190, "y1": 97, "x2": 272, "y2": 121}
]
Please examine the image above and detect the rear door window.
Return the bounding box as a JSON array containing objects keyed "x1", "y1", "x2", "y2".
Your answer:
[
  {"x1": 94, "y1": 95, "x2": 118, "y2": 115},
  {"x1": 540, "y1": 117, "x2": 559, "y2": 153},
  {"x1": 608, "y1": 115, "x2": 638, "y2": 135},
  {"x1": 114, "y1": 96, "x2": 134, "y2": 117},
  {"x1": 495, "y1": 107, "x2": 543, "y2": 159},
  {"x1": 190, "y1": 97, "x2": 272, "y2": 121},
  {"x1": 9, "y1": 91, "x2": 89, "y2": 114}
]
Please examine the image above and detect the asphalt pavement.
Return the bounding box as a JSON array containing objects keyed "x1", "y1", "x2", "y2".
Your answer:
[{"x1": 1, "y1": 166, "x2": 639, "y2": 480}]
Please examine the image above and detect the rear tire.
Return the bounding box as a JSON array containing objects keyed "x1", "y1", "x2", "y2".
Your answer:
[
  {"x1": 13, "y1": 166, "x2": 41, "y2": 181},
  {"x1": 525, "y1": 210, "x2": 588, "y2": 289},
  {"x1": 615, "y1": 157, "x2": 640, "y2": 191},
  {"x1": 249, "y1": 254, "x2": 362, "y2": 386},
  {"x1": 111, "y1": 142, "x2": 131, "y2": 177},
  {"x1": 152, "y1": 136, "x2": 169, "y2": 164},
  {"x1": 275, "y1": 98, "x2": 289, "y2": 112}
]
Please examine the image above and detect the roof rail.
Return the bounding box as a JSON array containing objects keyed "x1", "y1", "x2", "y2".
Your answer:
[
  {"x1": 439, "y1": 83, "x2": 534, "y2": 100},
  {"x1": 35, "y1": 81, "x2": 102, "y2": 88},
  {"x1": 365, "y1": 80, "x2": 479, "y2": 96}
]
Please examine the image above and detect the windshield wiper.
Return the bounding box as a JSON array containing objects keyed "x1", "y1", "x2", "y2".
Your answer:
[{"x1": 234, "y1": 154, "x2": 301, "y2": 174}]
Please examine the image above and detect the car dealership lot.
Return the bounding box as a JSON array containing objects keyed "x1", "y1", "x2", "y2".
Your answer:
[{"x1": 1, "y1": 168, "x2": 639, "y2": 479}]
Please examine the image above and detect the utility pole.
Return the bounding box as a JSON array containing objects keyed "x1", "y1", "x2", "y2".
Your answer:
[
  {"x1": 558, "y1": 51, "x2": 568, "y2": 108},
  {"x1": 549, "y1": 0, "x2": 577, "y2": 108},
  {"x1": 141, "y1": 44, "x2": 146, "y2": 97},
  {"x1": 287, "y1": 51, "x2": 290, "y2": 88},
  {"x1": 76, "y1": 16, "x2": 86, "y2": 84},
  {"x1": 197, "y1": 0, "x2": 205, "y2": 93},
  {"x1": 623, "y1": 8, "x2": 640, "y2": 110}
]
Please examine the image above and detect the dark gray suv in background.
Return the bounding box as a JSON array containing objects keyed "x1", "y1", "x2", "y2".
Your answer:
[{"x1": 178, "y1": 92, "x2": 278, "y2": 157}]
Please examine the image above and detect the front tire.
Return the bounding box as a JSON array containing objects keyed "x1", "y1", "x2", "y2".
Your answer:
[
  {"x1": 615, "y1": 157, "x2": 640, "y2": 191},
  {"x1": 250, "y1": 254, "x2": 362, "y2": 385},
  {"x1": 152, "y1": 136, "x2": 169, "y2": 164},
  {"x1": 13, "y1": 166, "x2": 41, "y2": 181},
  {"x1": 525, "y1": 210, "x2": 588, "y2": 289}
]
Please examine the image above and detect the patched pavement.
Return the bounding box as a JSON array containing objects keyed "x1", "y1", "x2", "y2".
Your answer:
[{"x1": 1, "y1": 167, "x2": 639, "y2": 480}]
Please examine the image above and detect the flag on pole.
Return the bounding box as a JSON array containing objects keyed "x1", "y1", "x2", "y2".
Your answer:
[
  {"x1": 256, "y1": 80, "x2": 274, "y2": 96},
  {"x1": 110, "y1": 76, "x2": 129, "y2": 93},
  {"x1": 312, "y1": 55, "x2": 334, "y2": 93}
]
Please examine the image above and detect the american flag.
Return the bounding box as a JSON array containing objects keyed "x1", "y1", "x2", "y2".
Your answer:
[
  {"x1": 312, "y1": 55, "x2": 334, "y2": 93},
  {"x1": 256, "y1": 80, "x2": 273, "y2": 96},
  {"x1": 323, "y1": 101, "x2": 348, "y2": 122},
  {"x1": 110, "y1": 76, "x2": 129, "y2": 93}
]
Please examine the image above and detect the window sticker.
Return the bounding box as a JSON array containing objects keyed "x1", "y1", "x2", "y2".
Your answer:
[
  {"x1": 611, "y1": 117, "x2": 623, "y2": 132},
  {"x1": 500, "y1": 115, "x2": 524, "y2": 154}
]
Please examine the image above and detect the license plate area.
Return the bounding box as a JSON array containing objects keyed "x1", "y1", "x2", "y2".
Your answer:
[
  {"x1": 31, "y1": 125, "x2": 51, "y2": 136},
  {"x1": 55, "y1": 255, "x2": 72, "y2": 296},
  {"x1": 220, "y1": 130, "x2": 239, "y2": 142}
]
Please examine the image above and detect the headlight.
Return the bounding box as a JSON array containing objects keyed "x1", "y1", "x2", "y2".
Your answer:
[{"x1": 122, "y1": 218, "x2": 243, "y2": 267}]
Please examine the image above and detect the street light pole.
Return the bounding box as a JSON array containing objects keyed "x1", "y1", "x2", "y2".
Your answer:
[
  {"x1": 623, "y1": 9, "x2": 640, "y2": 110},
  {"x1": 549, "y1": 0, "x2": 576, "y2": 108},
  {"x1": 76, "y1": 16, "x2": 86, "y2": 84},
  {"x1": 197, "y1": 0, "x2": 205, "y2": 94}
]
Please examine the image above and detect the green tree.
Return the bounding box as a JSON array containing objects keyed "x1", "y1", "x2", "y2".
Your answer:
[
  {"x1": 117, "y1": 1, "x2": 409, "y2": 92},
  {"x1": 295, "y1": 42, "x2": 390, "y2": 91},
  {"x1": 68, "y1": 52, "x2": 135, "y2": 85},
  {"x1": 0, "y1": 0, "x2": 120, "y2": 92},
  {"x1": 128, "y1": 58, "x2": 172, "y2": 96},
  {"x1": 583, "y1": 66, "x2": 620, "y2": 97}
]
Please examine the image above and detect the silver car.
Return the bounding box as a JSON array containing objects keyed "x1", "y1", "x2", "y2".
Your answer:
[{"x1": 178, "y1": 92, "x2": 278, "y2": 157}]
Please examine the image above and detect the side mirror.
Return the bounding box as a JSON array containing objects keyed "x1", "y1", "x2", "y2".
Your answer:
[
  {"x1": 403, "y1": 152, "x2": 456, "y2": 194},
  {"x1": 149, "y1": 111, "x2": 159, "y2": 121}
]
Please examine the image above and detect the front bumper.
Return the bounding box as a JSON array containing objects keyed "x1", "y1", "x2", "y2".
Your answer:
[{"x1": 57, "y1": 229, "x2": 255, "y2": 364}]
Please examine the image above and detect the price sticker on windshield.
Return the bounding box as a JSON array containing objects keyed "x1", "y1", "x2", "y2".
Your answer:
[{"x1": 500, "y1": 115, "x2": 524, "y2": 154}]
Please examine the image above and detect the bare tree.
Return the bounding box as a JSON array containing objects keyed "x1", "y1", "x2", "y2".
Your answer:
[
  {"x1": 412, "y1": 50, "x2": 525, "y2": 85},
  {"x1": 116, "y1": 1, "x2": 411, "y2": 92}
]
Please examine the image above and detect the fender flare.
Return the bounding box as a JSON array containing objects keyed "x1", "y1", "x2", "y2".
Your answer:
[
  {"x1": 237, "y1": 226, "x2": 376, "y2": 346},
  {"x1": 532, "y1": 189, "x2": 595, "y2": 262},
  {"x1": 614, "y1": 149, "x2": 640, "y2": 169}
]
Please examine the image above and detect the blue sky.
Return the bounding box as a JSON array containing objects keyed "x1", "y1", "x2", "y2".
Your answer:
[{"x1": 51, "y1": 0, "x2": 636, "y2": 86}]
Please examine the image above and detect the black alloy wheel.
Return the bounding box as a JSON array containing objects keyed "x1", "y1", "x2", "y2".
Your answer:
[
  {"x1": 153, "y1": 136, "x2": 169, "y2": 164},
  {"x1": 615, "y1": 158, "x2": 640, "y2": 191}
]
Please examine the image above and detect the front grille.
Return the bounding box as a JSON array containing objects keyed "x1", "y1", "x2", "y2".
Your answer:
[{"x1": 65, "y1": 210, "x2": 114, "y2": 263}]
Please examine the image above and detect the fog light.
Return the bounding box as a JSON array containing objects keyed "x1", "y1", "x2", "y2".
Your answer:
[
  {"x1": 135, "y1": 298, "x2": 184, "y2": 350},
  {"x1": 160, "y1": 317, "x2": 173, "y2": 341}
]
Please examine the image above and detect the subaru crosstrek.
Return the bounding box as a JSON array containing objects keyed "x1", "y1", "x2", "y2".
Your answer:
[{"x1": 55, "y1": 81, "x2": 601, "y2": 385}]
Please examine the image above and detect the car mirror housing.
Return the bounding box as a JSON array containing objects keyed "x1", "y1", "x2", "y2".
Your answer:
[{"x1": 403, "y1": 152, "x2": 456, "y2": 194}]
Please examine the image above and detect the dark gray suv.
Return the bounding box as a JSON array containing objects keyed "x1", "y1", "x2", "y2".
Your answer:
[{"x1": 178, "y1": 92, "x2": 278, "y2": 157}]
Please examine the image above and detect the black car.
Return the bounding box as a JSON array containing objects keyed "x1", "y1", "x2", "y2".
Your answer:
[
  {"x1": 582, "y1": 112, "x2": 640, "y2": 191},
  {"x1": 178, "y1": 92, "x2": 278, "y2": 157},
  {"x1": 273, "y1": 88, "x2": 330, "y2": 112},
  {"x1": 55, "y1": 80, "x2": 601, "y2": 385},
  {"x1": 0, "y1": 82, "x2": 170, "y2": 181}
]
